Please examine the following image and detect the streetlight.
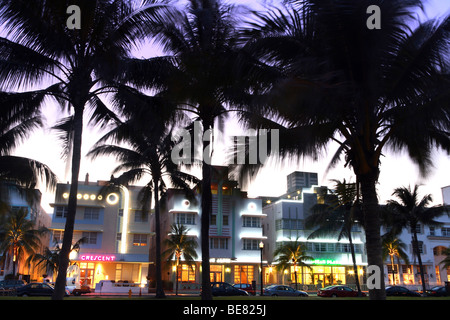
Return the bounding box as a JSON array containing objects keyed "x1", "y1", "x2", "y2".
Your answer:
[{"x1": 259, "y1": 241, "x2": 264, "y2": 296}]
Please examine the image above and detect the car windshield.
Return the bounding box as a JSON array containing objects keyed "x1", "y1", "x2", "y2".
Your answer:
[
  {"x1": 430, "y1": 286, "x2": 442, "y2": 290},
  {"x1": 323, "y1": 286, "x2": 338, "y2": 290}
]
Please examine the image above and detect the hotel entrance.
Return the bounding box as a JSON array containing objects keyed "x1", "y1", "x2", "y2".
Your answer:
[
  {"x1": 210, "y1": 265, "x2": 223, "y2": 282},
  {"x1": 290, "y1": 265, "x2": 348, "y2": 285},
  {"x1": 80, "y1": 262, "x2": 95, "y2": 286}
]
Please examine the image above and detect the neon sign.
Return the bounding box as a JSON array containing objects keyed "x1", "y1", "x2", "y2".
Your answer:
[
  {"x1": 80, "y1": 254, "x2": 116, "y2": 262},
  {"x1": 311, "y1": 259, "x2": 338, "y2": 265}
]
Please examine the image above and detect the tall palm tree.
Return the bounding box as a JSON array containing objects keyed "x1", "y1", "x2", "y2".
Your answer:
[
  {"x1": 305, "y1": 179, "x2": 364, "y2": 295},
  {"x1": 88, "y1": 97, "x2": 198, "y2": 298},
  {"x1": 237, "y1": 0, "x2": 450, "y2": 299},
  {"x1": 381, "y1": 234, "x2": 409, "y2": 285},
  {"x1": 162, "y1": 224, "x2": 198, "y2": 296},
  {"x1": 121, "y1": 0, "x2": 263, "y2": 299},
  {"x1": 0, "y1": 208, "x2": 48, "y2": 277},
  {"x1": 273, "y1": 239, "x2": 313, "y2": 290},
  {"x1": 385, "y1": 185, "x2": 448, "y2": 293},
  {"x1": 0, "y1": 0, "x2": 168, "y2": 299}
]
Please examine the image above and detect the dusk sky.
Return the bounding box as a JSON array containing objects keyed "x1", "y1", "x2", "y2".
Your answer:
[{"x1": 9, "y1": 0, "x2": 450, "y2": 213}]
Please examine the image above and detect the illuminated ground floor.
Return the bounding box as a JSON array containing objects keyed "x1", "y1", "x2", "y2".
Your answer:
[
  {"x1": 166, "y1": 261, "x2": 367, "y2": 290},
  {"x1": 69, "y1": 253, "x2": 149, "y2": 289},
  {"x1": 386, "y1": 263, "x2": 450, "y2": 286}
]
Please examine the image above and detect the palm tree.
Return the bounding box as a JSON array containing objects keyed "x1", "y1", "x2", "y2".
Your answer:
[
  {"x1": 273, "y1": 239, "x2": 313, "y2": 290},
  {"x1": 88, "y1": 98, "x2": 198, "y2": 298},
  {"x1": 0, "y1": 208, "x2": 48, "y2": 277},
  {"x1": 305, "y1": 179, "x2": 364, "y2": 295},
  {"x1": 237, "y1": 0, "x2": 450, "y2": 299},
  {"x1": 162, "y1": 224, "x2": 198, "y2": 296},
  {"x1": 385, "y1": 185, "x2": 448, "y2": 293},
  {"x1": 439, "y1": 247, "x2": 450, "y2": 270},
  {"x1": 27, "y1": 237, "x2": 85, "y2": 281},
  {"x1": 121, "y1": 0, "x2": 262, "y2": 300},
  {"x1": 381, "y1": 234, "x2": 409, "y2": 285},
  {"x1": 0, "y1": 91, "x2": 57, "y2": 205},
  {"x1": 0, "y1": 0, "x2": 169, "y2": 299}
]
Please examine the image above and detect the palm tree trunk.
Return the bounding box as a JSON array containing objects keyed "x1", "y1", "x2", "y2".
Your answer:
[
  {"x1": 12, "y1": 247, "x2": 16, "y2": 277},
  {"x1": 153, "y1": 179, "x2": 166, "y2": 298},
  {"x1": 412, "y1": 230, "x2": 427, "y2": 294},
  {"x1": 348, "y1": 229, "x2": 362, "y2": 295},
  {"x1": 390, "y1": 255, "x2": 395, "y2": 285},
  {"x1": 359, "y1": 171, "x2": 386, "y2": 300},
  {"x1": 52, "y1": 105, "x2": 84, "y2": 300},
  {"x1": 201, "y1": 120, "x2": 213, "y2": 300}
]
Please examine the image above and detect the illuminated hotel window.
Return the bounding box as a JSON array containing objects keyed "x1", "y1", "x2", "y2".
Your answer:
[
  {"x1": 55, "y1": 206, "x2": 68, "y2": 218},
  {"x1": 234, "y1": 265, "x2": 254, "y2": 284},
  {"x1": 115, "y1": 264, "x2": 122, "y2": 280},
  {"x1": 299, "y1": 266, "x2": 346, "y2": 285},
  {"x1": 84, "y1": 207, "x2": 100, "y2": 220},
  {"x1": 82, "y1": 232, "x2": 98, "y2": 244},
  {"x1": 177, "y1": 264, "x2": 196, "y2": 283},
  {"x1": 132, "y1": 234, "x2": 148, "y2": 246}
]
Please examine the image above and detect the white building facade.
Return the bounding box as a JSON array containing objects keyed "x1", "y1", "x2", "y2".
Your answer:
[
  {"x1": 261, "y1": 172, "x2": 367, "y2": 289},
  {"x1": 156, "y1": 166, "x2": 266, "y2": 290}
]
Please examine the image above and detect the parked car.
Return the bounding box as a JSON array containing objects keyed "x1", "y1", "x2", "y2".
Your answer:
[
  {"x1": 16, "y1": 283, "x2": 70, "y2": 297},
  {"x1": 233, "y1": 283, "x2": 256, "y2": 296},
  {"x1": 318, "y1": 285, "x2": 366, "y2": 297},
  {"x1": 0, "y1": 279, "x2": 25, "y2": 290},
  {"x1": 385, "y1": 286, "x2": 421, "y2": 297},
  {"x1": 425, "y1": 286, "x2": 449, "y2": 297},
  {"x1": 263, "y1": 285, "x2": 308, "y2": 297},
  {"x1": 210, "y1": 282, "x2": 249, "y2": 296}
]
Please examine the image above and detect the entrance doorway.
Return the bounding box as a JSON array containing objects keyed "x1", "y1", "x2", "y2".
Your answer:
[
  {"x1": 210, "y1": 265, "x2": 223, "y2": 282},
  {"x1": 80, "y1": 262, "x2": 95, "y2": 287}
]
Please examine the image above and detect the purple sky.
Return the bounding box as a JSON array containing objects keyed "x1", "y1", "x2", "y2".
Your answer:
[{"x1": 9, "y1": 0, "x2": 450, "y2": 212}]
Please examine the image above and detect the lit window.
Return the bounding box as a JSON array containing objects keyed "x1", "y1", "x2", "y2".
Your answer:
[{"x1": 132, "y1": 234, "x2": 147, "y2": 246}]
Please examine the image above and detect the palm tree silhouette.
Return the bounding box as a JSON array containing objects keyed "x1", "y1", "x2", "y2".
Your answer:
[
  {"x1": 0, "y1": 209, "x2": 48, "y2": 277},
  {"x1": 0, "y1": 0, "x2": 168, "y2": 299},
  {"x1": 88, "y1": 96, "x2": 198, "y2": 298},
  {"x1": 163, "y1": 224, "x2": 198, "y2": 296},
  {"x1": 235, "y1": 0, "x2": 450, "y2": 299},
  {"x1": 385, "y1": 185, "x2": 448, "y2": 293},
  {"x1": 273, "y1": 239, "x2": 313, "y2": 290},
  {"x1": 306, "y1": 179, "x2": 364, "y2": 295}
]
